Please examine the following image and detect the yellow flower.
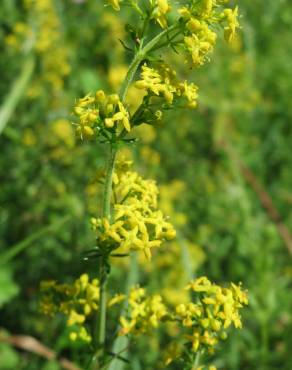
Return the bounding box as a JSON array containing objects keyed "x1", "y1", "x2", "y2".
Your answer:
[
  {"x1": 108, "y1": 294, "x2": 126, "y2": 307},
  {"x1": 79, "y1": 327, "x2": 92, "y2": 343},
  {"x1": 92, "y1": 164, "x2": 176, "y2": 259},
  {"x1": 231, "y1": 282, "x2": 249, "y2": 305},
  {"x1": 176, "y1": 277, "x2": 248, "y2": 353},
  {"x1": 178, "y1": 1, "x2": 239, "y2": 66},
  {"x1": 119, "y1": 287, "x2": 167, "y2": 335},
  {"x1": 223, "y1": 6, "x2": 240, "y2": 43},
  {"x1": 107, "y1": 0, "x2": 121, "y2": 11},
  {"x1": 186, "y1": 276, "x2": 212, "y2": 292},
  {"x1": 112, "y1": 101, "x2": 131, "y2": 131},
  {"x1": 73, "y1": 90, "x2": 131, "y2": 138},
  {"x1": 179, "y1": 81, "x2": 199, "y2": 109},
  {"x1": 201, "y1": 0, "x2": 213, "y2": 18},
  {"x1": 136, "y1": 63, "x2": 198, "y2": 109},
  {"x1": 69, "y1": 332, "x2": 78, "y2": 341},
  {"x1": 151, "y1": 0, "x2": 171, "y2": 28},
  {"x1": 40, "y1": 275, "x2": 101, "y2": 342},
  {"x1": 67, "y1": 310, "x2": 85, "y2": 326},
  {"x1": 183, "y1": 22, "x2": 217, "y2": 67}
]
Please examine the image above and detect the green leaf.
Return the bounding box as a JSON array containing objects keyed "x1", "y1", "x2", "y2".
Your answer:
[
  {"x1": 0, "y1": 267, "x2": 19, "y2": 307},
  {"x1": 42, "y1": 360, "x2": 61, "y2": 370},
  {"x1": 0, "y1": 343, "x2": 20, "y2": 369}
]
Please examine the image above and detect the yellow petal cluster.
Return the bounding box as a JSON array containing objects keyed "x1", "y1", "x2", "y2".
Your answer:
[
  {"x1": 150, "y1": 0, "x2": 171, "y2": 28},
  {"x1": 118, "y1": 277, "x2": 248, "y2": 362},
  {"x1": 119, "y1": 286, "x2": 167, "y2": 335},
  {"x1": 92, "y1": 168, "x2": 176, "y2": 259},
  {"x1": 40, "y1": 274, "x2": 100, "y2": 343},
  {"x1": 107, "y1": 0, "x2": 121, "y2": 11},
  {"x1": 136, "y1": 63, "x2": 198, "y2": 108},
  {"x1": 73, "y1": 90, "x2": 131, "y2": 138},
  {"x1": 179, "y1": 1, "x2": 240, "y2": 66},
  {"x1": 106, "y1": 0, "x2": 171, "y2": 28},
  {"x1": 104, "y1": 0, "x2": 239, "y2": 69},
  {"x1": 222, "y1": 6, "x2": 240, "y2": 43},
  {"x1": 176, "y1": 277, "x2": 248, "y2": 353},
  {"x1": 180, "y1": 9, "x2": 217, "y2": 67}
]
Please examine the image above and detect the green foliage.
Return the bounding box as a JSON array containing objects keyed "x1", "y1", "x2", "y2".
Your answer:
[
  {"x1": 1, "y1": 0, "x2": 292, "y2": 369},
  {"x1": 0, "y1": 343, "x2": 20, "y2": 370},
  {"x1": 0, "y1": 267, "x2": 19, "y2": 307}
]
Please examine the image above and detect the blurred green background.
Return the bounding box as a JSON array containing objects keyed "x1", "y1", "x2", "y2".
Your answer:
[{"x1": 1, "y1": 0, "x2": 292, "y2": 369}]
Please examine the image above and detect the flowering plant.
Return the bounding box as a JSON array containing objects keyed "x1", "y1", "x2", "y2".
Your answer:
[{"x1": 40, "y1": 1, "x2": 246, "y2": 369}]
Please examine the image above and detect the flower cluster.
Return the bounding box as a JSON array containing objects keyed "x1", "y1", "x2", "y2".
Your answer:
[
  {"x1": 181, "y1": 15, "x2": 217, "y2": 67},
  {"x1": 105, "y1": 1, "x2": 239, "y2": 68},
  {"x1": 41, "y1": 274, "x2": 125, "y2": 342},
  {"x1": 73, "y1": 91, "x2": 131, "y2": 139},
  {"x1": 176, "y1": 276, "x2": 248, "y2": 353},
  {"x1": 92, "y1": 164, "x2": 176, "y2": 259},
  {"x1": 40, "y1": 274, "x2": 100, "y2": 343},
  {"x1": 119, "y1": 286, "x2": 167, "y2": 335},
  {"x1": 222, "y1": 6, "x2": 240, "y2": 43},
  {"x1": 180, "y1": 2, "x2": 240, "y2": 65},
  {"x1": 118, "y1": 277, "x2": 248, "y2": 365},
  {"x1": 136, "y1": 63, "x2": 198, "y2": 109},
  {"x1": 107, "y1": 0, "x2": 121, "y2": 11},
  {"x1": 27, "y1": 0, "x2": 70, "y2": 94},
  {"x1": 107, "y1": 0, "x2": 171, "y2": 29},
  {"x1": 150, "y1": 0, "x2": 171, "y2": 28}
]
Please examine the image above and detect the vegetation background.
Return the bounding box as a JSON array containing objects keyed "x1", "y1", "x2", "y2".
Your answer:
[{"x1": 0, "y1": 0, "x2": 292, "y2": 369}]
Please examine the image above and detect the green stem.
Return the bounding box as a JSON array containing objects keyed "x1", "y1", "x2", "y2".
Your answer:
[
  {"x1": 0, "y1": 56, "x2": 35, "y2": 135},
  {"x1": 194, "y1": 352, "x2": 200, "y2": 368},
  {"x1": 119, "y1": 23, "x2": 178, "y2": 103},
  {"x1": 95, "y1": 22, "x2": 179, "y2": 364},
  {"x1": 147, "y1": 30, "x2": 182, "y2": 53},
  {"x1": 108, "y1": 255, "x2": 139, "y2": 370},
  {"x1": 119, "y1": 55, "x2": 143, "y2": 103},
  {"x1": 102, "y1": 145, "x2": 118, "y2": 220},
  {"x1": 140, "y1": 15, "x2": 150, "y2": 43},
  {"x1": 97, "y1": 259, "x2": 108, "y2": 347},
  {"x1": 141, "y1": 23, "x2": 178, "y2": 55},
  {"x1": 96, "y1": 145, "x2": 118, "y2": 354}
]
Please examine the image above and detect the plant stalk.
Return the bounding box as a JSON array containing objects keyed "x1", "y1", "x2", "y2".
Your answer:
[
  {"x1": 0, "y1": 56, "x2": 35, "y2": 135},
  {"x1": 95, "y1": 22, "x2": 179, "y2": 363},
  {"x1": 96, "y1": 144, "x2": 118, "y2": 353},
  {"x1": 119, "y1": 55, "x2": 143, "y2": 103},
  {"x1": 119, "y1": 23, "x2": 178, "y2": 103},
  {"x1": 194, "y1": 352, "x2": 200, "y2": 368},
  {"x1": 102, "y1": 145, "x2": 118, "y2": 220}
]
